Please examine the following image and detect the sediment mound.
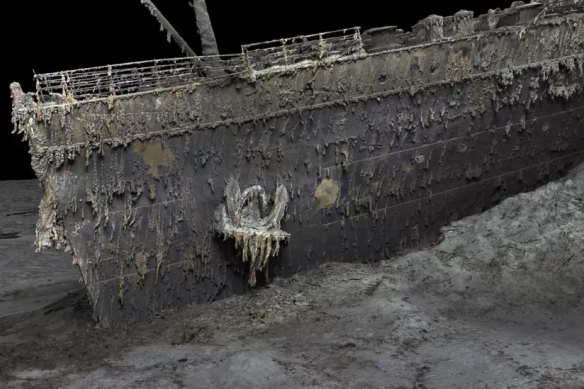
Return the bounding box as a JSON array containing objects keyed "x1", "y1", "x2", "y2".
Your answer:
[{"x1": 394, "y1": 161, "x2": 584, "y2": 313}]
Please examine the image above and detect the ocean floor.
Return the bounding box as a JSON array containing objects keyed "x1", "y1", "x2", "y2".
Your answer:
[{"x1": 0, "y1": 162, "x2": 583, "y2": 389}]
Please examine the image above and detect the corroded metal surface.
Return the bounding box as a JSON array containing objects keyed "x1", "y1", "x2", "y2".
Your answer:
[
  {"x1": 10, "y1": 0, "x2": 584, "y2": 325},
  {"x1": 216, "y1": 179, "x2": 290, "y2": 286}
]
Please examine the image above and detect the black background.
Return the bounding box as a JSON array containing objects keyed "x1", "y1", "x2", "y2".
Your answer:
[{"x1": 1, "y1": 0, "x2": 509, "y2": 180}]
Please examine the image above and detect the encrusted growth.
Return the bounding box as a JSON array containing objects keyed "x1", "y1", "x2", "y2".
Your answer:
[
  {"x1": 7, "y1": 0, "x2": 584, "y2": 325},
  {"x1": 216, "y1": 179, "x2": 290, "y2": 286}
]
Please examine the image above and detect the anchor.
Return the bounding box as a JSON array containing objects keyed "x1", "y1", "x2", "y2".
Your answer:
[{"x1": 215, "y1": 178, "x2": 290, "y2": 286}]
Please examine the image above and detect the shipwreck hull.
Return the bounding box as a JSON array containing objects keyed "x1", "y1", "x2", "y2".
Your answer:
[{"x1": 11, "y1": 2, "x2": 584, "y2": 325}]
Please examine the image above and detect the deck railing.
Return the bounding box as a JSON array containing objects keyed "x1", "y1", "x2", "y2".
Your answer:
[{"x1": 34, "y1": 27, "x2": 363, "y2": 103}]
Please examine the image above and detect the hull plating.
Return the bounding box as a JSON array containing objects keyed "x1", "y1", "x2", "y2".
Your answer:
[{"x1": 10, "y1": 3, "x2": 584, "y2": 325}]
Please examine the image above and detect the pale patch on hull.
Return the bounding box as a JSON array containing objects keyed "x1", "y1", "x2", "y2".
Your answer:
[
  {"x1": 314, "y1": 179, "x2": 340, "y2": 210},
  {"x1": 132, "y1": 140, "x2": 175, "y2": 179}
]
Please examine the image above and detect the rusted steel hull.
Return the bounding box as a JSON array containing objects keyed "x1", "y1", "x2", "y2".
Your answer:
[{"x1": 11, "y1": 2, "x2": 584, "y2": 325}]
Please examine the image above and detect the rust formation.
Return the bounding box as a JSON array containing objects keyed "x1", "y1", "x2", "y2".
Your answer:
[{"x1": 10, "y1": 0, "x2": 584, "y2": 325}]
